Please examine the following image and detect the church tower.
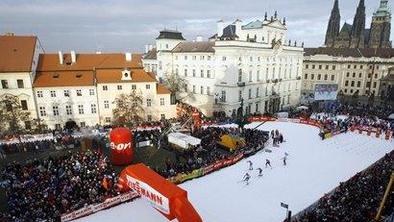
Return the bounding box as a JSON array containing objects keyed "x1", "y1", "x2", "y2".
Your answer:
[
  {"x1": 369, "y1": 0, "x2": 392, "y2": 48},
  {"x1": 325, "y1": 0, "x2": 341, "y2": 47},
  {"x1": 350, "y1": 0, "x2": 366, "y2": 48}
]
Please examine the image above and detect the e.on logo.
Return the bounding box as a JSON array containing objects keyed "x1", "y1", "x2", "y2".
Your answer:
[{"x1": 110, "y1": 142, "x2": 132, "y2": 151}]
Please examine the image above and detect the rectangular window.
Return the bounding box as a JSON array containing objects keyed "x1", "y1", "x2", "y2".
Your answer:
[
  {"x1": 332, "y1": 65, "x2": 336, "y2": 70},
  {"x1": 324, "y1": 75, "x2": 328, "y2": 81},
  {"x1": 64, "y1": 90, "x2": 70, "y2": 97},
  {"x1": 345, "y1": 80, "x2": 349, "y2": 86},
  {"x1": 104, "y1": 101, "x2": 109, "y2": 109},
  {"x1": 238, "y1": 69, "x2": 242, "y2": 82},
  {"x1": 53, "y1": 106, "x2": 59, "y2": 116},
  {"x1": 78, "y1": 105, "x2": 84, "y2": 114},
  {"x1": 160, "y1": 98, "x2": 165, "y2": 106},
  {"x1": 66, "y1": 105, "x2": 72, "y2": 115},
  {"x1": 89, "y1": 89, "x2": 95, "y2": 96},
  {"x1": 325, "y1": 65, "x2": 329, "y2": 70},
  {"x1": 249, "y1": 71, "x2": 252, "y2": 82},
  {"x1": 17, "y1": 79, "x2": 24, "y2": 88},
  {"x1": 1, "y1": 80, "x2": 8, "y2": 89},
  {"x1": 25, "y1": 121, "x2": 31, "y2": 130},
  {"x1": 351, "y1": 81, "x2": 355, "y2": 87},
  {"x1": 50, "y1": 91, "x2": 56, "y2": 97},
  {"x1": 222, "y1": 56, "x2": 226, "y2": 61},
  {"x1": 37, "y1": 91, "x2": 43, "y2": 98},
  {"x1": 207, "y1": 70, "x2": 211, "y2": 78},
  {"x1": 80, "y1": 122, "x2": 86, "y2": 127},
  {"x1": 193, "y1": 85, "x2": 196, "y2": 93},
  {"x1": 248, "y1": 89, "x2": 252, "y2": 99},
  {"x1": 331, "y1": 75, "x2": 335, "y2": 81},
  {"x1": 239, "y1": 90, "x2": 242, "y2": 102},
  {"x1": 105, "y1": 117, "x2": 111, "y2": 123},
  {"x1": 207, "y1": 56, "x2": 211, "y2": 61},
  {"x1": 147, "y1": 99, "x2": 152, "y2": 107},
  {"x1": 132, "y1": 85, "x2": 136, "y2": 90},
  {"x1": 304, "y1": 74, "x2": 308, "y2": 79},
  {"x1": 184, "y1": 69, "x2": 188, "y2": 77},
  {"x1": 359, "y1": 73, "x2": 362, "y2": 78},
  {"x1": 318, "y1": 74, "x2": 321, "y2": 80},
  {"x1": 76, "y1": 89, "x2": 82, "y2": 96},
  {"x1": 21, "y1": 100, "x2": 28, "y2": 110},
  {"x1": 200, "y1": 70, "x2": 204, "y2": 78},
  {"x1": 221, "y1": 90, "x2": 226, "y2": 102},
  {"x1": 373, "y1": 82, "x2": 377, "y2": 88},
  {"x1": 357, "y1": 81, "x2": 361, "y2": 87},
  {"x1": 91, "y1": 104, "x2": 97, "y2": 114},
  {"x1": 207, "y1": 87, "x2": 211, "y2": 95},
  {"x1": 257, "y1": 70, "x2": 260, "y2": 81},
  {"x1": 200, "y1": 86, "x2": 204, "y2": 94},
  {"x1": 193, "y1": 69, "x2": 196, "y2": 77},
  {"x1": 39, "y1": 106, "x2": 46, "y2": 117},
  {"x1": 117, "y1": 85, "x2": 122, "y2": 90},
  {"x1": 161, "y1": 114, "x2": 166, "y2": 119},
  {"x1": 311, "y1": 74, "x2": 314, "y2": 80},
  {"x1": 256, "y1": 87, "x2": 260, "y2": 97},
  {"x1": 147, "y1": 115, "x2": 152, "y2": 121},
  {"x1": 103, "y1": 85, "x2": 108, "y2": 91},
  {"x1": 305, "y1": 64, "x2": 309, "y2": 69},
  {"x1": 146, "y1": 84, "x2": 150, "y2": 89}
]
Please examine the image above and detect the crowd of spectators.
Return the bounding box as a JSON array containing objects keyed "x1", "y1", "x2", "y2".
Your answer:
[
  {"x1": 158, "y1": 126, "x2": 269, "y2": 178},
  {"x1": 293, "y1": 150, "x2": 394, "y2": 222},
  {"x1": 0, "y1": 150, "x2": 118, "y2": 221}
]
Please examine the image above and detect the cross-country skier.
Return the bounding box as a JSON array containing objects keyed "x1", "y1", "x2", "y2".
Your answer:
[
  {"x1": 243, "y1": 173, "x2": 251, "y2": 185},
  {"x1": 257, "y1": 168, "x2": 263, "y2": 177},
  {"x1": 282, "y1": 156, "x2": 287, "y2": 166},
  {"x1": 247, "y1": 160, "x2": 253, "y2": 170},
  {"x1": 265, "y1": 159, "x2": 272, "y2": 168}
]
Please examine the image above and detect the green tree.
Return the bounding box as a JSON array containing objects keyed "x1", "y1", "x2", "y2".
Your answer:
[
  {"x1": 0, "y1": 94, "x2": 31, "y2": 135},
  {"x1": 112, "y1": 90, "x2": 145, "y2": 127}
]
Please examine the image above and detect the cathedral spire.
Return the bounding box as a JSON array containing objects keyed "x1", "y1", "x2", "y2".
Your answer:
[
  {"x1": 325, "y1": 0, "x2": 341, "y2": 47},
  {"x1": 350, "y1": 0, "x2": 366, "y2": 48}
]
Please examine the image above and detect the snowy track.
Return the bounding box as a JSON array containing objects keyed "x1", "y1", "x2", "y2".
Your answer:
[{"x1": 77, "y1": 122, "x2": 393, "y2": 222}]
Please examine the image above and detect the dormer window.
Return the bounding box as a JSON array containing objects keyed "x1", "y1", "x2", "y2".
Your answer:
[
  {"x1": 76, "y1": 73, "x2": 82, "y2": 78},
  {"x1": 121, "y1": 69, "x2": 132, "y2": 81},
  {"x1": 53, "y1": 73, "x2": 60, "y2": 78}
]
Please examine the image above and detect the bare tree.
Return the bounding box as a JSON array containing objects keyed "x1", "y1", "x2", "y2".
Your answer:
[
  {"x1": 0, "y1": 94, "x2": 31, "y2": 135},
  {"x1": 31, "y1": 118, "x2": 48, "y2": 134},
  {"x1": 112, "y1": 90, "x2": 145, "y2": 127},
  {"x1": 164, "y1": 72, "x2": 188, "y2": 99}
]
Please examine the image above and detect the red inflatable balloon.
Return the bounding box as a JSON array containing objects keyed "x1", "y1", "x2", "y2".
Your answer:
[{"x1": 109, "y1": 127, "x2": 134, "y2": 165}]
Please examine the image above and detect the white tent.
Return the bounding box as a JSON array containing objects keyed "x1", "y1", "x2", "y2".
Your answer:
[
  {"x1": 388, "y1": 113, "x2": 394, "y2": 119},
  {"x1": 168, "y1": 133, "x2": 201, "y2": 149},
  {"x1": 296, "y1": 106, "x2": 309, "y2": 110}
]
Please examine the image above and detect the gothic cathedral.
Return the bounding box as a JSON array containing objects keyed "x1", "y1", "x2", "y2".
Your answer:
[{"x1": 325, "y1": 0, "x2": 391, "y2": 49}]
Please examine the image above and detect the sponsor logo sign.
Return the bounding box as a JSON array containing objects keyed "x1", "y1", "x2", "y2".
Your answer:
[{"x1": 126, "y1": 175, "x2": 170, "y2": 214}]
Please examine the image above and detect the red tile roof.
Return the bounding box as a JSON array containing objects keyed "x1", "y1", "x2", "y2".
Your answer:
[
  {"x1": 96, "y1": 69, "x2": 156, "y2": 83},
  {"x1": 33, "y1": 71, "x2": 94, "y2": 87},
  {"x1": 156, "y1": 84, "x2": 171, "y2": 94},
  {"x1": 0, "y1": 35, "x2": 37, "y2": 72}
]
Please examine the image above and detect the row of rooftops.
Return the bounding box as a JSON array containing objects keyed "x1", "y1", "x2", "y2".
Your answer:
[{"x1": 0, "y1": 35, "x2": 170, "y2": 93}]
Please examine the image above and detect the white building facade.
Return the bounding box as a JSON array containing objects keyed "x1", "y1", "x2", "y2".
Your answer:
[
  {"x1": 303, "y1": 48, "x2": 394, "y2": 98},
  {"x1": 143, "y1": 13, "x2": 303, "y2": 116},
  {"x1": 0, "y1": 34, "x2": 44, "y2": 130},
  {"x1": 33, "y1": 52, "x2": 176, "y2": 129}
]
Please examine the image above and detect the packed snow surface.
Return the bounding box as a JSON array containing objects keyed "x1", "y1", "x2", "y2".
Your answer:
[{"x1": 77, "y1": 121, "x2": 393, "y2": 222}]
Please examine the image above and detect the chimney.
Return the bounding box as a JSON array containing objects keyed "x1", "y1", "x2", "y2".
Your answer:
[
  {"x1": 217, "y1": 19, "x2": 224, "y2": 37},
  {"x1": 58, "y1": 51, "x2": 64, "y2": 65},
  {"x1": 125, "y1": 52, "x2": 132, "y2": 61},
  {"x1": 70, "y1": 50, "x2": 76, "y2": 64},
  {"x1": 196, "y1": 36, "x2": 203, "y2": 42},
  {"x1": 145, "y1": 45, "x2": 149, "y2": 53}
]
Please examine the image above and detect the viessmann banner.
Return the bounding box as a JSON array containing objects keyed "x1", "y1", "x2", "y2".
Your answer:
[
  {"x1": 126, "y1": 175, "x2": 170, "y2": 214},
  {"x1": 314, "y1": 84, "x2": 338, "y2": 101}
]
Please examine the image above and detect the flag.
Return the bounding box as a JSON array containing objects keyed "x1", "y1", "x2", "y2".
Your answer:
[{"x1": 280, "y1": 202, "x2": 289, "y2": 209}]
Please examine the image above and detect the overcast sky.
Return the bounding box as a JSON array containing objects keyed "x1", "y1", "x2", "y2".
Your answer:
[{"x1": 0, "y1": 0, "x2": 391, "y2": 53}]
